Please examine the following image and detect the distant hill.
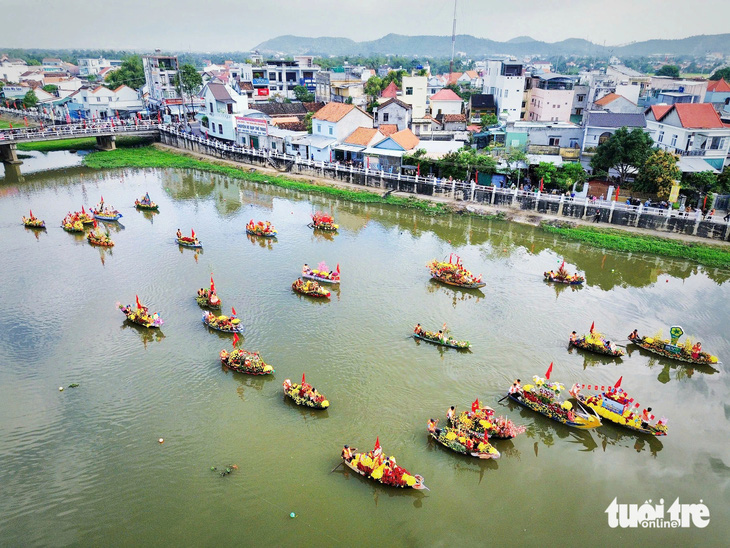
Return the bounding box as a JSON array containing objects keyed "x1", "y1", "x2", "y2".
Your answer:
[{"x1": 254, "y1": 33, "x2": 730, "y2": 58}]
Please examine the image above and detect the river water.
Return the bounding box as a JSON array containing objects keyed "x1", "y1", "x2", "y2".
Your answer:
[{"x1": 1, "y1": 152, "x2": 729, "y2": 547}]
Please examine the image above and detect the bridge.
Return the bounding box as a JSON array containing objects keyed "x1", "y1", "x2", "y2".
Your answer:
[{"x1": 0, "y1": 121, "x2": 160, "y2": 163}]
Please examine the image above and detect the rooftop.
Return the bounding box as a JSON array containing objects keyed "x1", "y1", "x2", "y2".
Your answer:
[
  {"x1": 584, "y1": 111, "x2": 646, "y2": 128},
  {"x1": 430, "y1": 88, "x2": 462, "y2": 102},
  {"x1": 707, "y1": 78, "x2": 730, "y2": 93},
  {"x1": 344, "y1": 127, "x2": 382, "y2": 146},
  {"x1": 313, "y1": 102, "x2": 371, "y2": 122},
  {"x1": 390, "y1": 128, "x2": 420, "y2": 150}
]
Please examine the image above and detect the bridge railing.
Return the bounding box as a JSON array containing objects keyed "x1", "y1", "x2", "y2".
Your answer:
[{"x1": 0, "y1": 121, "x2": 161, "y2": 142}]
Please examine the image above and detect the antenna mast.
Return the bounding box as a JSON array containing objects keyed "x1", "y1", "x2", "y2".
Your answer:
[{"x1": 449, "y1": 0, "x2": 457, "y2": 77}]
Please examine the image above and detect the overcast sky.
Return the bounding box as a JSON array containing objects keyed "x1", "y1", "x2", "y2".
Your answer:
[{"x1": 2, "y1": 0, "x2": 729, "y2": 52}]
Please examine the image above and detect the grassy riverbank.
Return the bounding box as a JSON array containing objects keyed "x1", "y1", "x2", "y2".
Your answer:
[
  {"x1": 82, "y1": 145, "x2": 456, "y2": 214},
  {"x1": 17, "y1": 136, "x2": 154, "y2": 152},
  {"x1": 541, "y1": 223, "x2": 730, "y2": 269}
]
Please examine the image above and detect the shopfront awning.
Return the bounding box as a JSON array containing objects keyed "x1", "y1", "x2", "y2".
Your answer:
[
  {"x1": 527, "y1": 154, "x2": 563, "y2": 167},
  {"x1": 334, "y1": 144, "x2": 365, "y2": 153},
  {"x1": 678, "y1": 157, "x2": 720, "y2": 174},
  {"x1": 363, "y1": 147, "x2": 406, "y2": 158}
]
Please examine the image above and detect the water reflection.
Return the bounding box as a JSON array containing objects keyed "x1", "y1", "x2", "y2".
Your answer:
[
  {"x1": 233, "y1": 372, "x2": 272, "y2": 401},
  {"x1": 120, "y1": 321, "x2": 165, "y2": 349},
  {"x1": 246, "y1": 233, "x2": 276, "y2": 249},
  {"x1": 567, "y1": 345, "x2": 623, "y2": 368},
  {"x1": 137, "y1": 208, "x2": 159, "y2": 224},
  {"x1": 282, "y1": 395, "x2": 331, "y2": 420},
  {"x1": 507, "y1": 402, "x2": 598, "y2": 453},
  {"x1": 24, "y1": 226, "x2": 47, "y2": 241},
  {"x1": 96, "y1": 246, "x2": 112, "y2": 266},
  {"x1": 99, "y1": 220, "x2": 125, "y2": 233},
  {"x1": 311, "y1": 229, "x2": 336, "y2": 242},
  {"x1": 426, "y1": 279, "x2": 484, "y2": 306},
  {"x1": 625, "y1": 345, "x2": 720, "y2": 381},
  {"x1": 595, "y1": 428, "x2": 664, "y2": 457}
]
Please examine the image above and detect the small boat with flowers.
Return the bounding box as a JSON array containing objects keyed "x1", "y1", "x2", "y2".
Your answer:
[
  {"x1": 292, "y1": 278, "x2": 330, "y2": 298},
  {"x1": 544, "y1": 260, "x2": 584, "y2": 285},
  {"x1": 61, "y1": 213, "x2": 85, "y2": 233},
  {"x1": 302, "y1": 262, "x2": 340, "y2": 284},
  {"x1": 246, "y1": 219, "x2": 277, "y2": 237},
  {"x1": 413, "y1": 325, "x2": 470, "y2": 349},
  {"x1": 341, "y1": 438, "x2": 427, "y2": 490},
  {"x1": 428, "y1": 255, "x2": 485, "y2": 289},
  {"x1": 196, "y1": 275, "x2": 222, "y2": 309},
  {"x1": 283, "y1": 374, "x2": 329, "y2": 409},
  {"x1": 573, "y1": 380, "x2": 668, "y2": 436},
  {"x1": 177, "y1": 229, "x2": 202, "y2": 248},
  {"x1": 87, "y1": 229, "x2": 114, "y2": 247},
  {"x1": 448, "y1": 400, "x2": 526, "y2": 439},
  {"x1": 428, "y1": 422, "x2": 500, "y2": 459},
  {"x1": 22, "y1": 210, "x2": 45, "y2": 229},
  {"x1": 135, "y1": 193, "x2": 159, "y2": 211},
  {"x1": 76, "y1": 207, "x2": 95, "y2": 225},
  {"x1": 91, "y1": 198, "x2": 122, "y2": 221},
  {"x1": 309, "y1": 211, "x2": 338, "y2": 231},
  {"x1": 628, "y1": 326, "x2": 720, "y2": 367},
  {"x1": 118, "y1": 296, "x2": 163, "y2": 328},
  {"x1": 220, "y1": 345, "x2": 274, "y2": 375},
  {"x1": 507, "y1": 365, "x2": 601, "y2": 429},
  {"x1": 202, "y1": 310, "x2": 243, "y2": 333},
  {"x1": 569, "y1": 323, "x2": 624, "y2": 357}
]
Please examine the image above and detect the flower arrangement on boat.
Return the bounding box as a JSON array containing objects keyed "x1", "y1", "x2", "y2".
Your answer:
[
  {"x1": 448, "y1": 400, "x2": 525, "y2": 439},
  {"x1": 91, "y1": 197, "x2": 122, "y2": 221},
  {"x1": 61, "y1": 211, "x2": 86, "y2": 232},
  {"x1": 202, "y1": 309, "x2": 243, "y2": 333},
  {"x1": 413, "y1": 323, "x2": 470, "y2": 349},
  {"x1": 310, "y1": 211, "x2": 338, "y2": 231},
  {"x1": 22, "y1": 210, "x2": 45, "y2": 228},
  {"x1": 196, "y1": 275, "x2": 221, "y2": 309},
  {"x1": 283, "y1": 374, "x2": 329, "y2": 408},
  {"x1": 302, "y1": 261, "x2": 340, "y2": 284},
  {"x1": 219, "y1": 345, "x2": 274, "y2": 375},
  {"x1": 428, "y1": 254, "x2": 484, "y2": 288},
  {"x1": 135, "y1": 193, "x2": 158, "y2": 210},
  {"x1": 628, "y1": 326, "x2": 720, "y2": 366},
  {"x1": 246, "y1": 219, "x2": 277, "y2": 237},
  {"x1": 75, "y1": 206, "x2": 94, "y2": 225},
  {"x1": 572, "y1": 379, "x2": 668, "y2": 436},
  {"x1": 87, "y1": 220, "x2": 114, "y2": 246},
  {"x1": 292, "y1": 278, "x2": 331, "y2": 298},
  {"x1": 343, "y1": 438, "x2": 426, "y2": 489},
  {"x1": 118, "y1": 296, "x2": 163, "y2": 328},
  {"x1": 429, "y1": 424, "x2": 500, "y2": 459},
  {"x1": 570, "y1": 322, "x2": 624, "y2": 356},
  {"x1": 544, "y1": 260, "x2": 584, "y2": 284},
  {"x1": 176, "y1": 228, "x2": 201, "y2": 247}
]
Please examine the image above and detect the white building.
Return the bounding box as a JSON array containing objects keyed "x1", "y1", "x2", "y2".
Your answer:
[
  {"x1": 482, "y1": 60, "x2": 525, "y2": 122},
  {"x1": 429, "y1": 88, "x2": 463, "y2": 117},
  {"x1": 70, "y1": 85, "x2": 144, "y2": 119},
  {"x1": 78, "y1": 58, "x2": 122, "y2": 77},
  {"x1": 400, "y1": 75, "x2": 427, "y2": 118},
  {"x1": 0, "y1": 58, "x2": 28, "y2": 83},
  {"x1": 200, "y1": 81, "x2": 250, "y2": 142},
  {"x1": 143, "y1": 55, "x2": 183, "y2": 116}
]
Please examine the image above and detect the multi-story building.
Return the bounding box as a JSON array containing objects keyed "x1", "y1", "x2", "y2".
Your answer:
[
  {"x1": 643, "y1": 77, "x2": 708, "y2": 106},
  {"x1": 482, "y1": 60, "x2": 525, "y2": 121},
  {"x1": 705, "y1": 79, "x2": 730, "y2": 115},
  {"x1": 41, "y1": 58, "x2": 64, "y2": 74},
  {"x1": 264, "y1": 59, "x2": 319, "y2": 100},
  {"x1": 526, "y1": 74, "x2": 575, "y2": 122},
  {"x1": 400, "y1": 75, "x2": 427, "y2": 118},
  {"x1": 143, "y1": 54, "x2": 182, "y2": 116},
  {"x1": 200, "y1": 81, "x2": 250, "y2": 142},
  {"x1": 605, "y1": 65, "x2": 650, "y2": 96},
  {"x1": 78, "y1": 58, "x2": 122, "y2": 77},
  {"x1": 429, "y1": 89, "x2": 463, "y2": 118}
]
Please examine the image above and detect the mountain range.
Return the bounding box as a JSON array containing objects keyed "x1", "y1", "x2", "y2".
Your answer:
[{"x1": 253, "y1": 33, "x2": 730, "y2": 58}]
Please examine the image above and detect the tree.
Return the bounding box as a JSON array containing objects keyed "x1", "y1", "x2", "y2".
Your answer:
[
  {"x1": 23, "y1": 90, "x2": 38, "y2": 109},
  {"x1": 590, "y1": 127, "x2": 654, "y2": 186},
  {"x1": 293, "y1": 85, "x2": 314, "y2": 103},
  {"x1": 173, "y1": 63, "x2": 203, "y2": 99},
  {"x1": 503, "y1": 148, "x2": 527, "y2": 184},
  {"x1": 634, "y1": 149, "x2": 681, "y2": 199},
  {"x1": 717, "y1": 167, "x2": 730, "y2": 195},
  {"x1": 105, "y1": 55, "x2": 144, "y2": 90},
  {"x1": 304, "y1": 111, "x2": 314, "y2": 133},
  {"x1": 380, "y1": 69, "x2": 406, "y2": 91},
  {"x1": 709, "y1": 67, "x2": 730, "y2": 81},
  {"x1": 42, "y1": 84, "x2": 59, "y2": 94},
  {"x1": 534, "y1": 162, "x2": 558, "y2": 187},
  {"x1": 556, "y1": 162, "x2": 587, "y2": 191},
  {"x1": 480, "y1": 113, "x2": 498, "y2": 129},
  {"x1": 682, "y1": 171, "x2": 719, "y2": 199},
  {"x1": 364, "y1": 76, "x2": 382, "y2": 102},
  {"x1": 655, "y1": 65, "x2": 680, "y2": 78}
]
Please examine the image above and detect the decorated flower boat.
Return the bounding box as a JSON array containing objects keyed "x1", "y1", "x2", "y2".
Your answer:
[
  {"x1": 292, "y1": 278, "x2": 331, "y2": 298},
  {"x1": 118, "y1": 297, "x2": 163, "y2": 328},
  {"x1": 246, "y1": 220, "x2": 277, "y2": 237},
  {"x1": 283, "y1": 375, "x2": 329, "y2": 409},
  {"x1": 508, "y1": 366, "x2": 601, "y2": 429},
  {"x1": 61, "y1": 218, "x2": 85, "y2": 232},
  {"x1": 87, "y1": 230, "x2": 114, "y2": 247},
  {"x1": 196, "y1": 290, "x2": 221, "y2": 309},
  {"x1": 76, "y1": 208, "x2": 95, "y2": 225},
  {"x1": 22, "y1": 211, "x2": 45, "y2": 229},
  {"x1": 573, "y1": 380, "x2": 668, "y2": 436},
  {"x1": 342, "y1": 439, "x2": 427, "y2": 490},
  {"x1": 135, "y1": 193, "x2": 159, "y2": 210},
  {"x1": 628, "y1": 326, "x2": 720, "y2": 366},
  {"x1": 427, "y1": 255, "x2": 485, "y2": 289},
  {"x1": 413, "y1": 328, "x2": 470, "y2": 349},
  {"x1": 91, "y1": 199, "x2": 122, "y2": 221},
  {"x1": 544, "y1": 261, "x2": 584, "y2": 285},
  {"x1": 429, "y1": 425, "x2": 500, "y2": 459},
  {"x1": 202, "y1": 311, "x2": 243, "y2": 333},
  {"x1": 448, "y1": 401, "x2": 526, "y2": 439},
  {"x1": 177, "y1": 229, "x2": 202, "y2": 248},
  {"x1": 309, "y1": 212, "x2": 338, "y2": 231},
  {"x1": 569, "y1": 323, "x2": 624, "y2": 357},
  {"x1": 302, "y1": 262, "x2": 340, "y2": 284},
  {"x1": 219, "y1": 348, "x2": 274, "y2": 375}
]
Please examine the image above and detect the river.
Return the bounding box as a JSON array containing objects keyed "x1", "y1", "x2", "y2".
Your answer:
[{"x1": 1, "y1": 151, "x2": 728, "y2": 547}]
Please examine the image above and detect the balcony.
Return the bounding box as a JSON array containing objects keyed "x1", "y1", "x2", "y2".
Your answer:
[{"x1": 528, "y1": 144, "x2": 560, "y2": 155}]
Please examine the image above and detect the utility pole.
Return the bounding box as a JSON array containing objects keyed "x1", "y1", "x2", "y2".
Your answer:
[{"x1": 449, "y1": 0, "x2": 457, "y2": 78}]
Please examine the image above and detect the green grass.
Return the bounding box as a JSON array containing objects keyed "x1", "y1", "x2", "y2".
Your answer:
[
  {"x1": 17, "y1": 136, "x2": 154, "y2": 152},
  {"x1": 0, "y1": 119, "x2": 16, "y2": 129},
  {"x1": 540, "y1": 222, "x2": 730, "y2": 269},
  {"x1": 82, "y1": 146, "x2": 458, "y2": 214}
]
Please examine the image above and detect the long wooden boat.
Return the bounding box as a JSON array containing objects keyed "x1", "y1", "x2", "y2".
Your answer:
[
  {"x1": 196, "y1": 294, "x2": 221, "y2": 310},
  {"x1": 292, "y1": 279, "x2": 330, "y2": 298},
  {"x1": 302, "y1": 272, "x2": 340, "y2": 284},
  {"x1": 576, "y1": 390, "x2": 667, "y2": 436},
  {"x1": 429, "y1": 428, "x2": 500, "y2": 459},
  {"x1": 569, "y1": 337, "x2": 624, "y2": 357},
  {"x1": 246, "y1": 228, "x2": 277, "y2": 238},
  {"x1": 219, "y1": 349, "x2": 274, "y2": 375},
  {"x1": 544, "y1": 272, "x2": 584, "y2": 285},
  {"x1": 342, "y1": 452, "x2": 427, "y2": 490},
  {"x1": 508, "y1": 377, "x2": 601, "y2": 429},
  {"x1": 92, "y1": 207, "x2": 123, "y2": 221},
  {"x1": 135, "y1": 200, "x2": 159, "y2": 211},
  {"x1": 118, "y1": 304, "x2": 162, "y2": 328},
  {"x1": 23, "y1": 217, "x2": 46, "y2": 228},
  {"x1": 177, "y1": 238, "x2": 202, "y2": 248},
  {"x1": 428, "y1": 258, "x2": 485, "y2": 288},
  {"x1": 283, "y1": 381, "x2": 329, "y2": 409},
  {"x1": 628, "y1": 334, "x2": 720, "y2": 366},
  {"x1": 448, "y1": 411, "x2": 526, "y2": 440},
  {"x1": 430, "y1": 274, "x2": 486, "y2": 289},
  {"x1": 202, "y1": 312, "x2": 243, "y2": 333},
  {"x1": 413, "y1": 331, "x2": 470, "y2": 349},
  {"x1": 87, "y1": 233, "x2": 115, "y2": 247}
]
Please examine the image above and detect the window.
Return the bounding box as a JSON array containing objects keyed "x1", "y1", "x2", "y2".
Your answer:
[
  {"x1": 670, "y1": 134, "x2": 677, "y2": 147},
  {"x1": 97, "y1": 97, "x2": 101, "y2": 102},
  {"x1": 317, "y1": 124, "x2": 321, "y2": 133},
  {"x1": 383, "y1": 113, "x2": 389, "y2": 122},
  {"x1": 227, "y1": 103, "x2": 233, "y2": 114},
  {"x1": 328, "y1": 127, "x2": 333, "y2": 135},
  {"x1": 577, "y1": 94, "x2": 585, "y2": 102},
  {"x1": 575, "y1": 108, "x2": 583, "y2": 116},
  {"x1": 218, "y1": 124, "x2": 223, "y2": 133},
  {"x1": 504, "y1": 89, "x2": 509, "y2": 98},
  {"x1": 658, "y1": 130, "x2": 664, "y2": 142},
  {"x1": 406, "y1": 87, "x2": 413, "y2": 95},
  {"x1": 548, "y1": 137, "x2": 560, "y2": 146},
  {"x1": 210, "y1": 102, "x2": 214, "y2": 114}
]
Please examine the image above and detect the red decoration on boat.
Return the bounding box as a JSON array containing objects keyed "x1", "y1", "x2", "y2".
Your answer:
[
  {"x1": 615, "y1": 376, "x2": 623, "y2": 388},
  {"x1": 545, "y1": 362, "x2": 553, "y2": 380}
]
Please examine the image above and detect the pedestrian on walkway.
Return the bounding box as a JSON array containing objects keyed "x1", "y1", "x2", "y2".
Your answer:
[{"x1": 594, "y1": 209, "x2": 601, "y2": 223}]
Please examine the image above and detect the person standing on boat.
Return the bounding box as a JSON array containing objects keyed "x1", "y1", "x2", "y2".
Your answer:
[
  {"x1": 427, "y1": 419, "x2": 441, "y2": 436},
  {"x1": 414, "y1": 323, "x2": 423, "y2": 335},
  {"x1": 302, "y1": 264, "x2": 310, "y2": 275},
  {"x1": 570, "y1": 331, "x2": 578, "y2": 343},
  {"x1": 176, "y1": 229, "x2": 182, "y2": 240},
  {"x1": 641, "y1": 408, "x2": 652, "y2": 429},
  {"x1": 341, "y1": 445, "x2": 354, "y2": 462},
  {"x1": 446, "y1": 406, "x2": 455, "y2": 422},
  {"x1": 509, "y1": 379, "x2": 521, "y2": 398},
  {"x1": 691, "y1": 342, "x2": 702, "y2": 359}
]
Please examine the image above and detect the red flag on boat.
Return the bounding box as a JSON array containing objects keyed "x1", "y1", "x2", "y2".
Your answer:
[
  {"x1": 471, "y1": 398, "x2": 480, "y2": 412},
  {"x1": 29, "y1": 209, "x2": 33, "y2": 217},
  {"x1": 615, "y1": 376, "x2": 622, "y2": 388},
  {"x1": 302, "y1": 372, "x2": 306, "y2": 384},
  {"x1": 539, "y1": 177, "x2": 544, "y2": 192},
  {"x1": 82, "y1": 206, "x2": 86, "y2": 214},
  {"x1": 210, "y1": 274, "x2": 215, "y2": 293},
  {"x1": 231, "y1": 306, "x2": 236, "y2": 316},
  {"x1": 93, "y1": 219, "x2": 98, "y2": 229},
  {"x1": 545, "y1": 362, "x2": 553, "y2": 380},
  {"x1": 232, "y1": 333, "x2": 239, "y2": 348},
  {"x1": 590, "y1": 321, "x2": 595, "y2": 333},
  {"x1": 374, "y1": 437, "x2": 381, "y2": 454},
  {"x1": 135, "y1": 295, "x2": 142, "y2": 309},
  {"x1": 559, "y1": 260, "x2": 565, "y2": 271},
  {"x1": 191, "y1": 229, "x2": 196, "y2": 239},
  {"x1": 101, "y1": 196, "x2": 104, "y2": 202}
]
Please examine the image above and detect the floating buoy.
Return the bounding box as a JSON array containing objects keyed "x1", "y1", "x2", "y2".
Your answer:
[
  {"x1": 290, "y1": 512, "x2": 296, "y2": 518},
  {"x1": 59, "y1": 386, "x2": 64, "y2": 391},
  {"x1": 158, "y1": 438, "x2": 164, "y2": 444},
  {"x1": 666, "y1": 279, "x2": 669, "y2": 283}
]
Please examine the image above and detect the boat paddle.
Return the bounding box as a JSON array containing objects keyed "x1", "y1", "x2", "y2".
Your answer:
[
  {"x1": 497, "y1": 393, "x2": 510, "y2": 403},
  {"x1": 330, "y1": 448, "x2": 357, "y2": 473}
]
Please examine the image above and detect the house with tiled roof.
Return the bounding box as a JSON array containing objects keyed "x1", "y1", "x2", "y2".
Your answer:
[
  {"x1": 374, "y1": 97, "x2": 412, "y2": 131},
  {"x1": 333, "y1": 127, "x2": 386, "y2": 163},
  {"x1": 200, "y1": 80, "x2": 250, "y2": 141},
  {"x1": 705, "y1": 78, "x2": 730, "y2": 115},
  {"x1": 582, "y1": 111, "x2": 648, "y2": 152},
  {"x1": 645, "y1": 103, "x2": 730, "y2": 171},
  {"x1": 378, "y1": 124, "x2": 398, "y2": 136},
  {"x1": 458, "y1": 70, "x2": 481, "y2": 88},
  {"x1": 364, "y1": 128, "x2": 420, "y2": 172},
  {"x1": 592, "y1": 92, "x2": 641, "y2": 114},
  {"x1": 381, "y1": 81, "x2": 398, "y2": 99},
  {"x1": 429, "y1": 88, "x2": 463, "y2": 117},
  {"x1": 294, "y1": 102, "x2": 372, "y2": 161},
  {"x1": 441, "y1": 113, "x2": 467, "y2": 131}
]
